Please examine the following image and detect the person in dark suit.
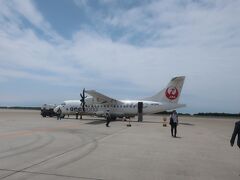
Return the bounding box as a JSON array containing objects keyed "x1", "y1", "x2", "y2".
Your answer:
[
  {"x1": 170, "y1": 110, "x2": 178, "y2": 137},
  {"x1": 230, "y1": 121, "x2": 240, "y2": 148}
]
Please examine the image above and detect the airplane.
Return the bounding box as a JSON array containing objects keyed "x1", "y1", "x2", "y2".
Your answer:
[{"x1": 53, "y1": 76, "x2": 186, "y2": 120}]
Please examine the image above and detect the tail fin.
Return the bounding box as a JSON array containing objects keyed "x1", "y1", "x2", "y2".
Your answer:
[{"x1": 144, "y1": 76, "x2": 185, "y2": 103}]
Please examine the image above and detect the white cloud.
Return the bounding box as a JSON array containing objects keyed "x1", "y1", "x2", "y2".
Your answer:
[
  {"x1": 103, "y1": 0, "x2": 240, "y2": 48},
  {"x1": 0, "y1": 0, "x2": 65, "y2": 42}
]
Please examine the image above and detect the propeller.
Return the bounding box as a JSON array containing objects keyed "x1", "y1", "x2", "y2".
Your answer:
[{"x1": 80, "y1": 88, "x2": 87, "y2": 112}]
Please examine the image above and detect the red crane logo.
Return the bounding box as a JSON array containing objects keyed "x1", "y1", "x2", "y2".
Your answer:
[{"x1": 165, "y1": 87, "x2": 179, "y2": 100}]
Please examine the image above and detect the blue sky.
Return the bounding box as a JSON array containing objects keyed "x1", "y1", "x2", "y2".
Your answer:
[{"x1": 0, "y1": 0, "x2": 240, "y2": 113}]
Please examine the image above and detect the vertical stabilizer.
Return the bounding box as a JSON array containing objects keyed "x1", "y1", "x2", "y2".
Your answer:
[{"x1": 144, "y1": 76, "x2": 185, "y2": 103}]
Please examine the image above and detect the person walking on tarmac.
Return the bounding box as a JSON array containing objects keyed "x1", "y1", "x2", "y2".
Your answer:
[
  {"x1": 57, "y1": 108, "x2": 62, "y2": 120},
  {"x1": 170, "y1": 110, "x2": 178, "y2": 137},
  {"x1": 106, "y1": 112, "x2": 111, "y2": 127},
  {"x1": 230, "y1": 120, "x2": 240, "y2": 148}
]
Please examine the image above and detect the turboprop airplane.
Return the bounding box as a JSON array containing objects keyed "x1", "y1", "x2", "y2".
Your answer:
[{"x1": 54, "y1": 76, "x2": 185, "y2": 120}]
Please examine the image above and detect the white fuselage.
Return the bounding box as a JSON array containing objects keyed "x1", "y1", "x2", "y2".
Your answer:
[
  {"x1": 55, "y1": 97, "x2": 184, "y2": 118},
  {"x1": 54, "y1": 76, "x2": 186, "y2": 118}
]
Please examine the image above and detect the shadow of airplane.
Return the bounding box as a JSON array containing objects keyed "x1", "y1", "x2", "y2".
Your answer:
[
  {"x1": 85, "y1": 120, "x2": 106, "y2": 125},
  {"x1": 138, "y1": 121, "x2": 194, "y2": 126}
]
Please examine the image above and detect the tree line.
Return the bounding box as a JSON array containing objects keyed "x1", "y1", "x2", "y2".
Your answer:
[
  {"x1": 0, "y1": 106, "x2": 41, "y2": 110},
  {"x1": 156, "y1": 111, "x2": 240, "y2": 117}
]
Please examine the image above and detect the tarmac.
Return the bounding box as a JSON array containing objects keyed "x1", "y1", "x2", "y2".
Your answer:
[{"x1": 0, "y1": 109, "x2": 239, "y2": 180}]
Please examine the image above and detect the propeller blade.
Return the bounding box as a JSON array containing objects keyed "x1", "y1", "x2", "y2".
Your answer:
[{"x1": 80, "y1": 88, "x2": 86, "y2": 112}]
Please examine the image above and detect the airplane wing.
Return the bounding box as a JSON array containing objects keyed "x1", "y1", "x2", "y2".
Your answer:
[{"x1": 85, "y1": 90, "x2": 123, "y2": 104}]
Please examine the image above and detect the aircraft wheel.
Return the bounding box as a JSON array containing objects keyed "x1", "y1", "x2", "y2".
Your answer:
[{"x1": 111, "y1": 117, "x2": 117, "y2": 121}]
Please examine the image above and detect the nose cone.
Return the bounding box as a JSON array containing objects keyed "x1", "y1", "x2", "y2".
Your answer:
[{"x1": 54, "y1": 105, "x2": 61, "y2": 113}]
